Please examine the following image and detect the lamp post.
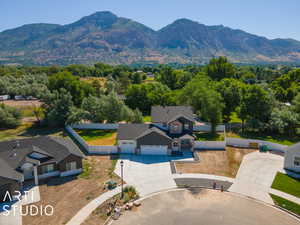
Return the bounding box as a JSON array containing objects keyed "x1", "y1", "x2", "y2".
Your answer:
[{"x1": 120, "y1": 160, "x2": 124, "y2": 199}]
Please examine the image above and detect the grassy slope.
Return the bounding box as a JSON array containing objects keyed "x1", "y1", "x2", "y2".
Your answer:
[
  {"x1": 271, "y1": 172, "x2": 300, "y2": 198},
  {"x1": 0, "y1": 122, "x2": 62, "y2": 142},
  {"x1": 270, "y1": 194, "x2": 300, "y2": 216}
]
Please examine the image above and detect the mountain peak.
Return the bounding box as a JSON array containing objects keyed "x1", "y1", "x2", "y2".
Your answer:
[{"x1": 1, "y1": 11, "x2": 300, "y2": 64}]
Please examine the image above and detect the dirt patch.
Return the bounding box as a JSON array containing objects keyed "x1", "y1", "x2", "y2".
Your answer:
[
  {"x1": 176, "y1": 147, "x2": 256, "y2": 178},
  {"x1": 2, "y1": 100, "x2": 42, "y2": 107},
  {"x1": 23, "y1": 155, "x2": 121, "y2": 225}
]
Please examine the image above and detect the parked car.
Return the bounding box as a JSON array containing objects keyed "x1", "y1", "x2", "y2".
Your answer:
[
  {"x1": 14, "y1": 95, "x2": 25, "y2": 100},
  {"x1": 0, "y1": 95, "x2": 10, "y2": 101},
  {"x1": 26, "y1": 96, "x2": 37, "y2": 100}
]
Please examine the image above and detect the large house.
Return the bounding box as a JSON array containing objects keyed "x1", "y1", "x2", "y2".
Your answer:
[
  {"x1": 117, "y1": 106, "x2": 196, "y2": 155},
  {"x1": 0, "y1": 136, "x2": 84, "y2": 202},
  {"x1": 284, "y1": 142, "x2": 300, "y2": 172}
]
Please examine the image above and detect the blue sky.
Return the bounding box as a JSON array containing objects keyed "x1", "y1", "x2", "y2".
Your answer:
[{"x1": 1, "y1": 0, "x2": 300, "y2": 40}]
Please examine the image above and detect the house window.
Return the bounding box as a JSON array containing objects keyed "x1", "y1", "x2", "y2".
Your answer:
[
  {"x1": 184, "y1": 124, "x2": 189, "y2": 130},
  {"x1": 294, "y1": 156, "x2": 300, "y2": 167},
  {"x1": 41, "y1": 164, "x2": 54, "y2": 174},
  {"x1": 173, "y1": 142, "x2": 179, "y2": 147},
  {"x1": 66, "y1": 161, "x2": 77, "y2": 171}
]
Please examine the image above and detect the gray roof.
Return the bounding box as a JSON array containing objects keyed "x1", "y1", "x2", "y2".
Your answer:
[
  {"x1": 0, "y1": 158, "x2": 23, "y2": 181},
  {"x1": 117, "y1": 124, "x2": 150, "y2": 140},
  {"x1": 0, "y1": 136, "x2": 84, "y2": 181},
  {"x1": 136, "y1": 127, "x2": 173, "y2": 141},
  {"x1": 151, "y1": 106, "x2": 195, "y2": 123}
]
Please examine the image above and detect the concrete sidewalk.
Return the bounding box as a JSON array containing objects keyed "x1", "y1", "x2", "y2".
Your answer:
[
  {"x1": 66, "y1": 186, "x2": 122, "y2": 225},
  {"x1": 270, "y1": 189, "x2": 300, "y2": 205}
]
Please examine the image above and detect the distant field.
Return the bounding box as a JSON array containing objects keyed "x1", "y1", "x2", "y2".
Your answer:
[{"x1": 1, "y1": 100, "x2": 42, "y2": 107}]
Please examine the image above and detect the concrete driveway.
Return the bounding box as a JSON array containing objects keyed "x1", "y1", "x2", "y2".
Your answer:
[
  {"x1": 114, "y1": 155, "x2": 194, "y2": 196},
  {"x1": 111, "y1": 189, "x2": 300, "y2": 225},
  {"x1": 229, "y1": 152, "x2": 284, "y2": 204}
]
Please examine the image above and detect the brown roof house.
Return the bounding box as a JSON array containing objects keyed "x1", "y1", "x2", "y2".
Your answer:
[
  {"x1": 0, "y1": 136, "x2": 84, "y2": 202},
  {"x1": 117, "y1": 106, "x2": 196, "y2": 155}
]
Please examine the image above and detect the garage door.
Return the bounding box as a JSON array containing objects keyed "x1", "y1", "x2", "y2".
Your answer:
[
  {"x1": 120, "y1": 144, "x2": 135, "y2": 154},
  {"x1": 140, "y1": 145, "x2": 168, "y2": 155}
]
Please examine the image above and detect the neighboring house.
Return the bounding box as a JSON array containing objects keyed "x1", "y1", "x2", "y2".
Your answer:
[
  {"x1": 117, "y1": 106, "x2": 196, "y2": 155},
  {"x1": 0, "y1": 136, "x2": 84, "y2": 202},
  {"x1": 284, "y1": 142, "x2": 300, "y2": 172}
]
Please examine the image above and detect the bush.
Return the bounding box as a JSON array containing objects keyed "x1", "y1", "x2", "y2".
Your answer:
[
  {"x1": 0, "y1": 104, "x2": 22, "y2": 128},
  {"x1": 123, "y1": 186, "x2": 139, "y2": 203}
]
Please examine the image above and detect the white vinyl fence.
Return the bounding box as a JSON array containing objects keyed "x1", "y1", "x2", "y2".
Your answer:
[
  {"x1": 71, "y1": 123, "x2": 118, "y2": 130},
  {"x1": 65, "y1": 125, "x2": 118, "y2": 155}
]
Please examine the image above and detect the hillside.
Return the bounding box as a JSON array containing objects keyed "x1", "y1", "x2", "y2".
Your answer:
[{"x1": 1, "y1": 11, "x2": 300, "y2": 65}]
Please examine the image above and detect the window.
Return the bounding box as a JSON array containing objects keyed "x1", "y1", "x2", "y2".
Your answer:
[
  {"x1": 184, "y1": 124, "x2": 189, "y2": 130},
  {"x1": 173, "y1": 142, "x2": 179, "y2": 147},
  {"x1": 294, "y1": 156, "x2": 300, "y2": 167},
  {"x1": 41, "y1": 164, "x2": 54, "y2": 174},
  {"x1": 66, "y1": 161, "x2": 77, "y2": 171}
]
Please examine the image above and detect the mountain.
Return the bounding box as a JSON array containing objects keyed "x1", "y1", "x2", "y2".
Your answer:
[{"x1": 1, "y1": 11, "x2": 300, "y2": 65}]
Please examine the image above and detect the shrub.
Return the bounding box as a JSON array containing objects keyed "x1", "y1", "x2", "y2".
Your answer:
[
  {"x1": 123, "y1": 186, "x2": 139, "y2": 203},
  {"x1": 0, "y1": 104, "x2": 22, "y2": 128}
]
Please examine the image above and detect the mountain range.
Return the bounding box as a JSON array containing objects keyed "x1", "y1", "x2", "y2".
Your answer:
[{"x1": 1, "y1": 11, "x2": 300, "y2": 65}]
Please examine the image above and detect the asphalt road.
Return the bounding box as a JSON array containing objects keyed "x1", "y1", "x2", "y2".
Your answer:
[{"x1": 111, "y1": 189, "x2": 300, "y2": 225}]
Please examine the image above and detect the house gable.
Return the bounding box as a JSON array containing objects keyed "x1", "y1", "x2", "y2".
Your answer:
[{"x1": 136, "y1": 130, "x2": 173, "y2": 148}]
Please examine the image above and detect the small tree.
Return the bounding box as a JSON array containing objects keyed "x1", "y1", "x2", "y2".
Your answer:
[{"x1": 0, "y1": 104, "x2": 22, "y2": 128}]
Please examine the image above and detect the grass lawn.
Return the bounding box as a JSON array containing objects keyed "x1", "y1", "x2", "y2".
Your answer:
[
  {"x1": 226, "y1": 131, "x2": 298, "y2": 146},
  {"x1": 143, "y1": 116, "x2": 151, "y2": 122},
  {"x1": 176, "y1": 147, "x2": 256, "y2": 178},
  {"x1": 76, "y1": 129, "x2": 117, "y2": 146},
  {"x1": 0, "y1": 122, "x2": 63, "y2": 142},
  {"x1": 271, "y1": 172, "x2": 300, "y2": 198},
  {"x1": 23, "y1": 155, "x2": 121, "y2": 225},
  {"x1": 194, "y1": 132, "x2": 225, "y2": 141},
  {"x1": 270, "y1": 194, "x2": 300, "y2": 216}
]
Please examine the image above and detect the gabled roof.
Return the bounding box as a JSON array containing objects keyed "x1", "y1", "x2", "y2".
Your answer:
[
  {"x1": 0, "y1": 136, "x2": 84, "y2": 181},
  {"x1": 151, "y1": 106, "x2": 195, "y2": 123},
  {"x1": 287, "y1": 142, "x2": 300, "y2": 153},
  {"x1": 117, "y1": 124, "x2": 150, "y2": 140},
  {"x1": 136, "y1": 127, "x2": 173, "y2": 141}
]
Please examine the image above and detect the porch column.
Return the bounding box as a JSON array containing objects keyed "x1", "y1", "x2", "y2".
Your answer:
[{"x1": 33, "y1": 166, "x2": 39, "y2": 186}]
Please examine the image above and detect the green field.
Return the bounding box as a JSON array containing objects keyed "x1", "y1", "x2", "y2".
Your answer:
[
  {"x1": 271, "y1": 172, "x2": 300, "y2": 198},
  {"x1": 75, "y1": 129, "x2": 115, "y2": 141},
  {"x1": 270, "y1": 194, "x2": 300, "y2": 216}
]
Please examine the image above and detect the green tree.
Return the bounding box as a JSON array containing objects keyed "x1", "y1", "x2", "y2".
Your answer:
[
  {"x1": 216, "y1": 78, "x2": 244, "y2": 122},
  {"x1": 267, "y1": 106, "x2": 298, "y2": 136},
  {"x1": 42, "y1": 88, "x2": 74, "y2": 127},
  {"x1": 205, "y1": 56, "x2": 236, "y2": 80},
  {"x1": 0, "y1": 104, "x2": 22, "y2": 128},
  {"x1": 48, "y1": 71, "x2": 95, "y2": 106},
  {"x1": 179, "y1": 74, "x2": 224, "y2": 133},
  {"x1": 239, "y1": 85, "x2": 274, "y2": 130},
  {"x1": 125, "y1": 82, "x2": 173, "y2": 114}
]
